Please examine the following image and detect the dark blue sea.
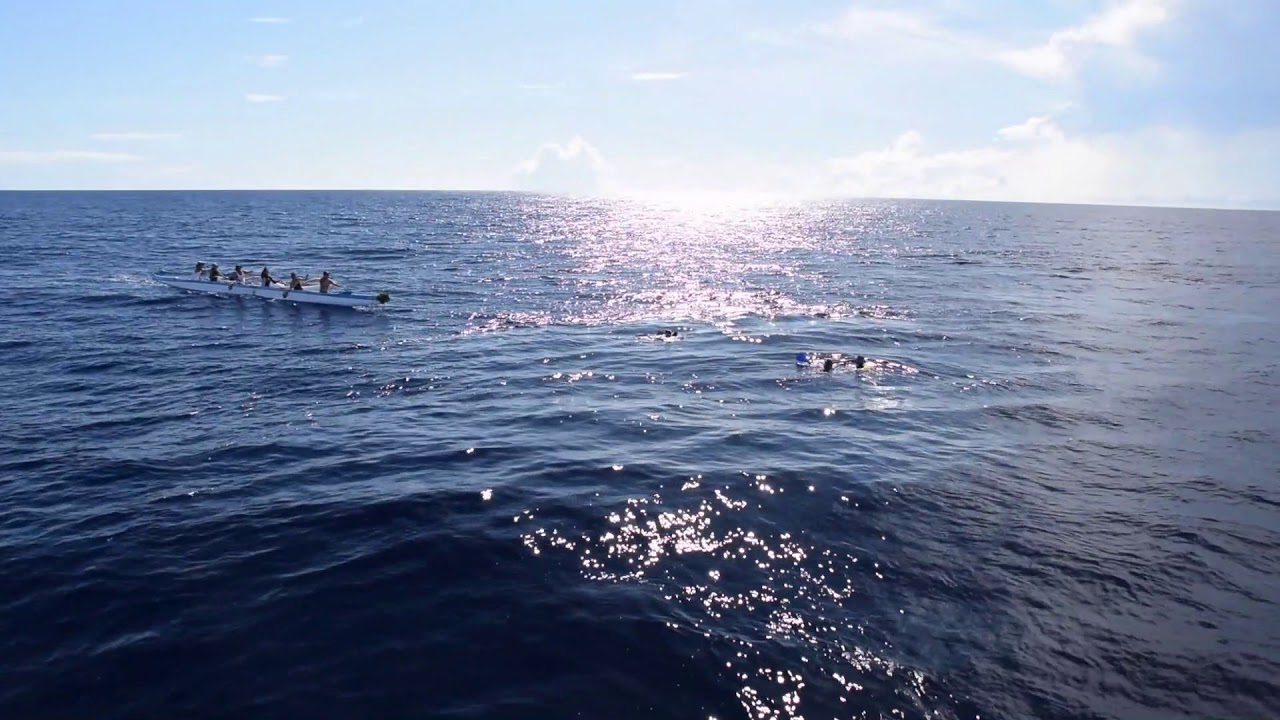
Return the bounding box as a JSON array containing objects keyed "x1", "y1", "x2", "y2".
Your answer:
[{"x1": 1, "y1": 191, "x2": 1277, "y2": 720}]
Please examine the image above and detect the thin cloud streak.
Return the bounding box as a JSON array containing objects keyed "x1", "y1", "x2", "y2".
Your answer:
[
  {"x1": 630, "y1": 72, "x2": 686, "y2": 81},
  {"x1": 520, "y1": 82, "x2": 564, "y2": 92},
  {"x1": 810, "y1": 1, "x2": 1173, "y2": 81},
  {"x1": 91, "y1": 132, "x2": 181, "y2": 141},
  {"x1": 0, "y1": 150, "x2": 143, "y2": 165}
]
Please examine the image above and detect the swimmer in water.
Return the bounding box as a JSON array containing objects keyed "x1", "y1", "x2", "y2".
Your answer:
[{"x1": 819, "y1": 354, "x2": 868, "y2": 372}]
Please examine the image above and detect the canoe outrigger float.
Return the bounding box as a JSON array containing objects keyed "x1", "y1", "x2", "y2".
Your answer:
[{"x1": 153, "y1": 275, "x2": 390, "y2": 307}]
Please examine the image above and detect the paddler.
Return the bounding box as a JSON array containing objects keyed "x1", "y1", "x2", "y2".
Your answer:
[
  {"x1": 318, "y1": 271, "x2": 340, "y2": 294},
  {"x1": 192, "y1": 261, "x2": 207, "y2": 279},
  {"x1": 289, "y1": 272, "x2": 304, "y2": 291},
  {"x1": 260, "y1": 267, "x2": 276, "y2": 287},
  {"x1": 208, "y1": 263, "x2": 221, "y2": 281},
  {"x1": 227, "y1": 265, "x2": 246, "y2": 283}
]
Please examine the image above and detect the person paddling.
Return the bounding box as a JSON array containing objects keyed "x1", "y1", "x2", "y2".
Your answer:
[
  {"x1": 261, "y1": 267, "x2": 276, "y2": 287},
  {"x1": 289, "y1": 272, "x2": 305, "y2": 291},
  {"x1": 318, "y1": 271, "x2": 340, "y2": 294},
  {"x1": 227, "y1": 265, "x2": 246, "y2": 283},
  {"x1": 208, "y1": 263, "x2": 222, "y2": 281},
  {"x1": 192, "y1": 261, "x2": 207, "y2": 280}
]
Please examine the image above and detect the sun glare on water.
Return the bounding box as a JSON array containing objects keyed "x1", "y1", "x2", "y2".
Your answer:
[{"x1": 461, "y1": 196, "x2": 907, "y2": 335}]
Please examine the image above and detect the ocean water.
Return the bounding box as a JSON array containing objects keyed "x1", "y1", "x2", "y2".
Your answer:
[{"x1": 0, "y1": 191, "x2": 1277, "y2": 720}]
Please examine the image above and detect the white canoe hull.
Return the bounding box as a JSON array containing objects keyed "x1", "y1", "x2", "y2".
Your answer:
[{"x1": 154, "y1": 275, "x2": 387, "y2": 307}]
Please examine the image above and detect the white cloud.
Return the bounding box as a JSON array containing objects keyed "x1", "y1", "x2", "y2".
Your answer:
[
  {"x1": 250, "y1": 17, "x2": 290, "y2": 24},
  {"x1": 0, "y1": 150, "x2": 143, "y2": 164},
  {"x1": 254, "y1": 54, "x2": 288, "y2": 67},
  {"x1": 996, "y1": 0, "x2": 1172, "y2": 79},
  {"x1": 515, "y1": 136, "x2": 609, "y2": 194},
  {"x1": 549, "y1": 117, "x2": 1276, "y2": 209},
  {"x1": 818, "y1": 7, "x2": 947, "y2": 41},
  {"x1": 519, "y1": 82, "x2": 563, "y2": 92},
  {"x1": 631, "y1": 72, "x2": 686, "y2": 82},
  {"x1": 822, "y1": 116, "x2": 1280, "y2": 208},
  {"x1": 810, "y1": 1, "x2": 1174, "y2": 81},
  {"x1": 245, "y1": 93, "x2": 285, "y2": 103},
  {"x1": 995, "y1": 115, "x2": 1065, "y2": 142},
  {"x1": 811, "y1": 5, "x2": 993, "y2": 62},
  {"x1": 90, "y1": 132, "x2": 181, "y2": 141}
]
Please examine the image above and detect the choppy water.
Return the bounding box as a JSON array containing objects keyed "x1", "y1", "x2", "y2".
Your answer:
[{"x1": 1, "y1": 191, "x2": 1277, "y2": 720}]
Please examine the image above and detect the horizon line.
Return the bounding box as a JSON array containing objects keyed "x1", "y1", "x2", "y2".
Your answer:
[{"x1": 0, "y1": 188, "x2": 1273, "y2": 213}]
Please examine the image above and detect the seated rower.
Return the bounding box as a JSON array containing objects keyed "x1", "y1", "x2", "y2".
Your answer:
[
  {"x1": 260, "y1": 267, "x2": 276, "y2": 287},
  {"x1": 289, "y1": 272, "x2": 305, "y2": 291},
  {"x1": 318, "y1": 271, "x2": 340, "y2": 294},
  {"x1": 192, "y1": 261, "x2": 207, "y2": 279},
  {"x1": 208, "y1": 263, "x2": 222, "y2": 281},
  {"x1": 227, "y1": 265, "x2": 246, "y2": 283}
]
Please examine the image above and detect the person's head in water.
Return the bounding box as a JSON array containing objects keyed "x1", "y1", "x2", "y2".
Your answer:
[
  {"x1": 823, "y1": 358, "x2": 834, "y2": 372},
  {"x1": 854, "y1": 355, "x2": 866, "y2": 369}
]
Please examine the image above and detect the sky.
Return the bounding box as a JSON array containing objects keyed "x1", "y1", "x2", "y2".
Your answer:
[{"x1": 1, "y1": 0, "x2": 1277, "y2": 208}]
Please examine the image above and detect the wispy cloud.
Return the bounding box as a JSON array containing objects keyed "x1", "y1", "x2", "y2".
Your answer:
[
  {"x1": 818, "y1": 7, "x2": 947, "y2": 41},
  {"x1": 91, "y1": 132, "x2": 181, "y2": 141},
  {"x1": 519, "y1": 82, "x2": 564, "y2": 93},
  {"x1": 254, "y1": 54, "x2": 289, "y2": 67},
  {"x1": 820, "y1": 113, "x2": 1280, "y2": 208},
  {"x1": 630, "y1": 72, "x2": 686, "y2": 82},
  {"x1": 996, "y1": 115, "x2": 1066, "y2": 142},
  {"x1": 809, "y1": 1, "x2": 1173, "y2": 81},
  {"x1": 343, "y1": 16, "x2": 365, "y2": 27},
  {"x1": 250, "y1": 17, "x2": 290, "y2": 24},
  {"x1": 245, "y1": 93, "x2": 285, "y2": 103},
  {"x1": 0, "y1": 150, "x2": 143, "y2": 165},
  {"x1": 808, "y1": 6, "x2": 995, "y2": 68},
  {"x1": 996, "y1": 0, "x2": 1172, "y2": 79}
]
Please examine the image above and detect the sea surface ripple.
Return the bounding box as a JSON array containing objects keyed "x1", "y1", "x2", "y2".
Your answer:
[{"x1": 1, "y1": 191, "x2": 1277, "y2": 719}]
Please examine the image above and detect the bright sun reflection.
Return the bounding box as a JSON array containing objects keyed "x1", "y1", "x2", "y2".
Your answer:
[
  {"x1": 521, "y1": 476, "x2": 936, "y2": 719},
  {"x1": 465, "y1": 197, "x2": 910, "y2": 334}
]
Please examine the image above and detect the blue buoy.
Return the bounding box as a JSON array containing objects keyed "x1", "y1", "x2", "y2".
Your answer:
[{"x1": 795, "y1": 353, "x2": 809, "y2": 365}]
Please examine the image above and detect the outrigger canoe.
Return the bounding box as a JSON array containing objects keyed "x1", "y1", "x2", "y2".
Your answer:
[{"x1": 154, "y1": 275, "x2": 389, "y2": 307}]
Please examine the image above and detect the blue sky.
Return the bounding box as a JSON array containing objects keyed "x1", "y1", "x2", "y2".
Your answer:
[{"x1": 1, "y1": 0, "x2": 1277, "y2": 207}]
